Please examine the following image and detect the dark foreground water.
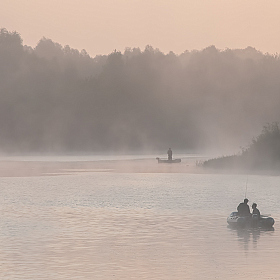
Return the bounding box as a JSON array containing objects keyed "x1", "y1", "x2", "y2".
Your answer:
[{"x1": 0, "y1": 158, "x2": 280, "y2": 279}]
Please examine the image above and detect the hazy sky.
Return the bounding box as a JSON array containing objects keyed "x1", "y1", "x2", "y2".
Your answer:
[{"x1": 2, "y1": 0, "x2": 280, "y2": 56}]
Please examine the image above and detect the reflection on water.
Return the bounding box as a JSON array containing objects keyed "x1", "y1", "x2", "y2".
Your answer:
[
  {"x1": 228, "y1": 225, "x2": 275, "y2": 251},
  {"x1": 0, "y1": 169, "x2": 280, "y2": 279}
]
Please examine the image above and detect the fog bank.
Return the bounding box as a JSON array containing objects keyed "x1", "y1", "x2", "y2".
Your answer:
[{"x1": 1, "y1": 28, "x2": 279, "y2": 154}]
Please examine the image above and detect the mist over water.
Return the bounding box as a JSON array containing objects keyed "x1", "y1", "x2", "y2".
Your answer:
[
  {"x1": 1, "y1": 28, "x2": 280, "y2": 155},
  {"x1": 0, "y1": 156, "x2": 280, "y2": 279},
  {"x1": 2, "y1": 24, "x2": 280, "y2": 279}
]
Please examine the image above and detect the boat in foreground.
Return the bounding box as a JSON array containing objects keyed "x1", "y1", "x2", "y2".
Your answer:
[
  {"x1": 156, "y1": 157, "x2": 181, "y2": 163},
  {"x1": 227, "y1": 212, "x2": 275, "y2": 228}
]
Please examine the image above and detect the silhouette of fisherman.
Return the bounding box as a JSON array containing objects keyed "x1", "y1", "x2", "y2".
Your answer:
[
  {"x1": 167, "y1": 148, "x2": 172, "y2": 160},
  {"x1": 237, "y1": 198, "x2": 251, "y2": 217},
  {"x1": 252, "y1": 203, "x2": 260, "y2": 220},
  {"x1": 251, "y1": 202, "x2": 261, "y2": 227}
]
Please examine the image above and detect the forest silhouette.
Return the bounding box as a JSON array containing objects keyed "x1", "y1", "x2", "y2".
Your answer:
[
  {"x1": 1, "y1": 28, "x2": 280, "y2": 154},
  {"x1": 203, "y1": 123, "x2": 280, "y2": 171}
]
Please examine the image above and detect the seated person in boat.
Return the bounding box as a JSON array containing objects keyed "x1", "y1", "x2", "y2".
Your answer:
[
  {"x1": 251, "y1": 202, "x2": 261, "y2": 227},
  {"x1": 237, "y1": 198, "x2": 251, "y2": 216},
  {"x1": 167, "y1": 148, "x2": 172, "y2": 160},
  {"x1": 252, "y1": 203, "x2": 260, "y2": 220}
]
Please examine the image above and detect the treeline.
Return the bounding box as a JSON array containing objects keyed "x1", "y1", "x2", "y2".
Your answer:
[
  {"x1": 1, "y1": 28, "x2": 280, "y2": 153},
  {"x1": 203, "y1": 123, "x2": 280, "y2": 171}
]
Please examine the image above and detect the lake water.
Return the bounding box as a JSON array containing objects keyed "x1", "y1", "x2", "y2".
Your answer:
[{"x1": 0, "y1": 156, "x2": 280, "y2": 279}]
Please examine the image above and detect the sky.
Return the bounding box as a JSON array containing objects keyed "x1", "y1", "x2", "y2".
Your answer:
[{"x1": 1, "y1": 0, "x2": 280, "y2": 57}]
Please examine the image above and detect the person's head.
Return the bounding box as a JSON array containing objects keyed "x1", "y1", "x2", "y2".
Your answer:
[
  {"x1": 244, "y1": 198, "x2": 249, "y2": 204},
  {"x1": 252, "y1": 203, "x2": 257, "y2": 209}
]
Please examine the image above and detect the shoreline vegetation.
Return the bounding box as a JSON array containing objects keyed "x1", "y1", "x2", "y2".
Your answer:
[{"x1": 202, "y1": 123, "x2": 280, "y2": 173}]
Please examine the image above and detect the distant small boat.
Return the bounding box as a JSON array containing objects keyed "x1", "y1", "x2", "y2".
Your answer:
[
  {"x1": 227, "y1": 212, "x2": 275, "y2": 228},
  {"x1": 156, "y1": 157, "x2": 181, "y2": 163}
]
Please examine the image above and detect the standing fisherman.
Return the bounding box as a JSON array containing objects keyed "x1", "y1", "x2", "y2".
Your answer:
[{"x1": 167, "y1": 148, "x2": 172, "y2": 160}]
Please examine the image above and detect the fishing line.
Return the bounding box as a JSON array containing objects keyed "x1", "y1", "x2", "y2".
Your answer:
[{"x1": 244, "y1": 175, "x2": 248, "y2": 199}]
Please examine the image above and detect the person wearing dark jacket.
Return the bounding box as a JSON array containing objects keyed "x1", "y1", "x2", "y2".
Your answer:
[
  {"x1": 167, "y1": 148, "x2": 172, "y2": 160},
  {"x1": 251, "y1": 202, "x2": 261, "y2": 227},
  {"x1": 237, "y1": 198, "x2": 251, "y2": 216},
  {"x1": 252, "y1": 203, "x2": 261, "y2": 219}
]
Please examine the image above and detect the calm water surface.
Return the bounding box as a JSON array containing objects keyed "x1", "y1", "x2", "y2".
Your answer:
[{"x1": 1, "y1": 158, "x2": 280, "y2": 279}]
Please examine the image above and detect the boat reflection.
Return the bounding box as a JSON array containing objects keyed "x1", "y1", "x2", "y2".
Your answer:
[{"x1": 228, "y1": 225, "x2": 274, "y2": 250}]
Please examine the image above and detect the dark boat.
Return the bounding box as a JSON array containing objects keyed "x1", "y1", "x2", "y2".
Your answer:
[
  {"x1": 227, "y1": 212, "x2": 275, "y2": 228},
  {"x1": 156, "y1": 157, "x2": 181, "y2": 163}
]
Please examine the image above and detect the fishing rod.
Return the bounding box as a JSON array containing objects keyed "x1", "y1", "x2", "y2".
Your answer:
[{"x1": 244, "y1": 175, "x2": 248, "y2": 199}]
